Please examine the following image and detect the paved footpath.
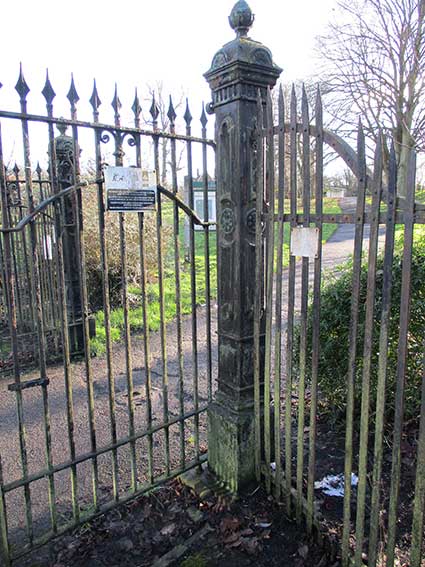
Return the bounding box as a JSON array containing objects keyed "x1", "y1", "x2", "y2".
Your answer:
[{"x1": 0, "y1": 196, "x2": 385, "y2": 557}]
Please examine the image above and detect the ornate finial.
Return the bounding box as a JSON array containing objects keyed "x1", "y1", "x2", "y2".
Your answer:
[
  {"x1": 42, "y1": 69, "x2": 56, "y2": 105},
  {"x1": 15, "y1": 63, "x2": 30, "y2": 101},
  {"x1": 167, "y1": 95, "x2": 176, "y2": 125},
  {"x1": 229, "y1": 0, "x2": 254, "y2": 38},
  {"x1": 90, "y1": 79, "x2": 101, "y2": 113},
  {"x1": 200, "y1": 103, "x2": 208, "y2": 128},
  {"x1": 184, "y1": 98, "x2": 192, "y2": 126},
  {"x1": 57, "y1": 122, "x2": 68, "y2": 136},
  {"x1": 67, "y1": 74, "x2": 80, "y2": 107}
]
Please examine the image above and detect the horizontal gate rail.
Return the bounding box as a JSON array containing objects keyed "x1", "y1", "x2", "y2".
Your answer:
[
  {"x1": 0, "y1": 67, "x2": 217, "y2": 565},
  {"x1": 256, "y1": 82, "x2": 424, "y2": 567}
]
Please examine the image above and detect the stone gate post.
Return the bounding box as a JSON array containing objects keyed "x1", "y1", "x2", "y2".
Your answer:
[
  {"x1": 53, "y1": 124, "x2": 86, "y2": 355},
  {"x1": 204, "y1": 0, "x2": 281, "y2": 491}
]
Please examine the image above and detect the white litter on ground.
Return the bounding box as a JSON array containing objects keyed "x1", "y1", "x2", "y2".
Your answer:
[{"x1": 314, "y1": 473, "x2": 359, "y2": 497}]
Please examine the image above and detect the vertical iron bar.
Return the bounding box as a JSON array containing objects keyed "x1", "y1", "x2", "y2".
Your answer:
[
  {"x1": 0, "y1": 455, "x2": 10, "y2": 567},
  {"x1": 151, "y1": 97, "x2": 171, "y2": 475},
  {"x1": 410, "y1": 347, "x2": 425, "y2": 567},
  {"x1": 354, "y1": 136, "x2": 384, "y2": 566},
  {"x1": 386, "y1": 150, "x2": 416, "y2": 567},
  {"x1": 264, "y1": 88, "x2": 275, "y2": 494},
  {"x1": 132, "y1": 91, "x2": 154, "y2": 482},
  {"x1": 296, "y1": 86, "x2": 311, "y2": 523},
  {"x1": 341, "y1": 122, "x2": 367, "y2": 566},
  {"x1": 273, "y1": 85, "x2": 285, "y2": 500},
  {"x1": 184, "y1": 101, "x2": 199, "y2": 465},
  {"x1": 69, "y1": 99, "x2": 99, "y2": 508},
  {"x1": 91, "y1": 84, "x2": 120, "y2": 500},
  {"x1": 17, "y1": 70, "x2": 49, "y2": 542},
  {"x1": 168, "y1": 98, "x2": 185, "y2": 469},
  {"x1": 306, "y1": 88, "x2": 323, "y2": 532},
  {"x1": 201, "y1": 107, "x2": 213, "y2": 405},
  {"x1": 253, "y1": 91, "x2": 265, "y2": 482},
  {"x1": 40, "y1": 74, "x2": 61, "y2": 533},
  {"x1": 367, "y1": 144, "x2": 397, "y2": 567},
  {"x1": 111, "y1": 87, "x2": 137, "y2": 491},
  {"x1": 285, "y1": 85, "x2": 297, "y2": 515}
]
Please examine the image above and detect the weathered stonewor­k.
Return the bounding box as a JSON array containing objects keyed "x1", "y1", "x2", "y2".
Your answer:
[{"x1": 204, "y1": 0, "x2": 281, "y2": 492}]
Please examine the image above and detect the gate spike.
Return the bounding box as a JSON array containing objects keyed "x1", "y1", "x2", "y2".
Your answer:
[
  {"x1": 131, "y1": 88, "x2": 141, "y2": 120},
  {"x1": 13, "y1": 163, "x2": 20, "y2": 176},
  {"x1": 35, "y1": 162, "x2": 42, "y2": 176},
  {"x1": 42, "y1": 69, "x2": 56, "y2": 105},
  {"x1": 200, "y1": 103, "x2": 208, "y2": 128},
  {"x1": 167, "y1": 95, "x2": 176, "y2": 125},
  {"x1": 89, "y1": 79, "x2": 101, "y2": 113},
  {"x1": 15, "y1": 63, "x2": 30, "y2": 102},
  {"x1": 111, "y1": 83, "x2": 122, "y2": 117},
  {"x1": 301, "y1": 84, "x2": 309, "y2": 123},
  {"x1": 67, "y1": 74, "x2": 80, "y2": 106},
  {"x1": 184, "y1": 98, "x2": 192, "y2": 126},
  {"x1": 149, "y1": 93, "x2": 159, "y2": 122}
]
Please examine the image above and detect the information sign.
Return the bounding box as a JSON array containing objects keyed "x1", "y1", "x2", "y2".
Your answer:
[{"x1": 105, "y1": 167, "x2": 156, "y2": 212}]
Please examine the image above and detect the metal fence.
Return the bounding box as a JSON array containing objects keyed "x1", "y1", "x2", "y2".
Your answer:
[
  {"x1": 0, "y1": 69, "x2": 216, "y2": 565},
  {"x1": 254, "y1": 86, "x2": 425, "y2": 567}
]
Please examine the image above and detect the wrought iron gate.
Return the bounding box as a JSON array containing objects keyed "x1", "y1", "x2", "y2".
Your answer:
[
  {"x1": 0, "y1": 69, "x2": 216, "y2": 565},
  {"x1": 254, "y1": 86, "x2": 425, "y2": 567}
]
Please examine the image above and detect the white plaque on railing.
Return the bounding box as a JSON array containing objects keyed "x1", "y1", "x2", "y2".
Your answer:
[
  {"x1": 105, "y1": 166, "x2": 156, "y2": 212},
  {"x1": 290, "y1": 227, "x2": 320, "y2": 259}
]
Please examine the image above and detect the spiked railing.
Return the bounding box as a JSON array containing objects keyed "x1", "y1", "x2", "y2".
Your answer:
[{"x1": 0, "y1": 66, "x2": 216, "y2": 565}]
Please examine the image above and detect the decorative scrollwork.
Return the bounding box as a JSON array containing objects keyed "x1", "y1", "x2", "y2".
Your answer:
[
  {"x1": 220, "y1": 207, "x2": 235, "y2": 235},
  {"x1": 246, "y1": 208, "x2": 256, "y2": 234}
]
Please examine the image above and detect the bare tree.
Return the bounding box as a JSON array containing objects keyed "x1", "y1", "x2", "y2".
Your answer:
[
  {"x1": 142, "y1": 81, "x2": 185, "y2": 186},
  {"x1": 316, "y1": 0, "x2": 425, "y2": 195}
]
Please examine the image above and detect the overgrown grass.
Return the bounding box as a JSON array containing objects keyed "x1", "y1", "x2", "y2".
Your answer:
[{"x1": 90, "y1": 197, "x2": 340, "y2": 355}]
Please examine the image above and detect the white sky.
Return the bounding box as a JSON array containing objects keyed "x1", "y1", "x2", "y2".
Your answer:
[
  {"x1": 0, "y1": 0, "x2": 339, "y2": 172},
  {"x1": 1, "y1": 0, "x2": 337, "y2": 120}
]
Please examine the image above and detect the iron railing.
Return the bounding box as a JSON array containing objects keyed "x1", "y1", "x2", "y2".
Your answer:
[
  {"x1": 254, "y1": 85, "x2": 425, "y2": 567},
  {"x1": 0, "y1": 68, "x2": 216, "y2": 565}
]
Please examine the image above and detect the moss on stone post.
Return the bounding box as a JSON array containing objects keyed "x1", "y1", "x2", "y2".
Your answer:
[{"x1": 204, "y1": 0, "x2": 281, "y2": 492}]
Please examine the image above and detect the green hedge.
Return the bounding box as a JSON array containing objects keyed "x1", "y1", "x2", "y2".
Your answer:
[{"x1": 295, "y1": 227, "x2": 425, "y2": 423}]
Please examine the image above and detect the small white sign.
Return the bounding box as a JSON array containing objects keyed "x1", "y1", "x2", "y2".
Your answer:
[
  {"x1": 105, "y1": 167, "x2": 156, "y2": 212},
  {"x1": 290, "y1": 227, "x2": 320, "y2": 259}
]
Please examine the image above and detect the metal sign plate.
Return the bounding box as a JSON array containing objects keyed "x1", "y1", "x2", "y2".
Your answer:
[
  {"x1": 105, "y1": 167, "x2": 156, "y2": 212},
  {"x1": 290, "y1": 227, "x2": 320, "y2": 259}
]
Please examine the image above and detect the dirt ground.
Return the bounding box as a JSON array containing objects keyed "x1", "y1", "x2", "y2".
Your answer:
[{"x1": 26, "y1": 479, "x2": 339, "y2": 567}]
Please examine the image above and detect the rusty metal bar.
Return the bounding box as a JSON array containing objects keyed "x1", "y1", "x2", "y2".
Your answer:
[
  {"x1": 9, "y1": 453, "x2": 208, "y2": 564},
  {"x1": 306, "y1": 88, "x2": 324, "y2": 533},
  {"x1": 184, "y1": 99, "x2": 200, "y2": 466},
  {"x1": 367, "y1": 143, "x2": 397, "y2": 567},
  {"x1": 151, "y1": 94, "x2": 171, "y2": 476},
  {"x1": 273, "y1": 85, "x2": 285, "y2": 501},
  {"x1": 284, "y1": 85, "x2": 298, "y2": 515},
  {"x1": 201, "y1": 105, "x2": 213, "y2": 405},
  {"x1": 91, "y1": 83, "x2": 120, "y2": 500},
  {"x1": 410, "y1": 347, "x2": 425, "y2": 567},
  {"x1": 112, "y1": 85, "x2": 137, "y2": 492},
  {"x1": 354, "y1": 136, "x2": 384, "y2": 567},
  {"x1": 3, "y1": 405, "x2": 209, "y2": 493},
  {"x1": 168, "y1": 96, "x2": 186, "y2": 469},
  {"x1": 0, "y1": 455, "x2": 10, "y2": 567},
  {"x1": 386, "y1": 150, "x2": 417, "y2": 567},
  {"x1": 253, "y1": 90, "x2": 265, "y2": 482},
  {"x1": 342, "y1": 121, "x2": 367, "y2": 566},
  {"x1": 0, "y1": 109, "x2": 216, "y2": 147},
  {"x1": 263, "y1": 88, "x2": 275, "y2": 494},
  {"x1": 68, "y1": 83, "x2": 99, "y2": 508},
  {"x1": 296, "y1": 86, "x2": 311, "y2": 523}
]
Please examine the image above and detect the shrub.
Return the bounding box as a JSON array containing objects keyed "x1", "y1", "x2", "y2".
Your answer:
[
  {"x1": 295, "y1": 226, "x2": 425, "y2": 423},
  {"x1": 82, "y1": 184, "x2": 172, "y2": 310}
]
